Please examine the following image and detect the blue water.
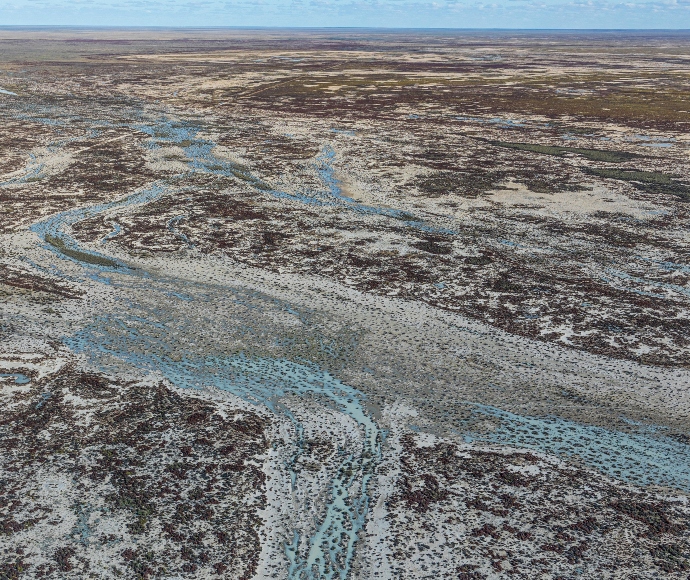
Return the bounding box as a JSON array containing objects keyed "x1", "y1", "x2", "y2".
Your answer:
[
  {"x1": 64, "y1": 312, "x2": 380, "y2": 579},
  {"x1": 0, "y1": 373, "x2": 30, "y2": 384},
  {"x1": 312, "y1": 145, "x2": 456, "y2": 234},
  {"x1": 19, "y1": 111, "x2": 456, "y2": 266},
  {"x1": 0, "y1": 153, "x2": 43, "y2": 186},
  {"x1": 604, "y1": 268, "x2": 690, "y2": 298},
  {"x1": 465, "y1": 404, "x2": 690, "y2": 492},
  {"x1": 15, "y1": 105, "x2": 690, "y2": 576},
  {"x1": 138, "y1": 119, "x2": 456, "y2": 234},
  {"x1": 30, "y1": 181, "x2": 169, "y2": 271},
  {"x1": 166, "y1": 215, "x2": 194, "y2": 248},
  {"x1": 100, "y1": 222, "x2": 122, "y2": 244},
  {"x1": 0, "y1": 130, "x2": 102, "y2": 187}
]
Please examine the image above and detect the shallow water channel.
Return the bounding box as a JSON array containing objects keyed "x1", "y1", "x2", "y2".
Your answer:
[
  {"x1": 20, "y1": 111, "x2": 690, "y2": 577},
  {"x1": 25, "y1": 116, "x2": 383, "y2": 578}
]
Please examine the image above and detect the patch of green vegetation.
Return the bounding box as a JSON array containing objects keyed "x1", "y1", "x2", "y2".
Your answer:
[
  {"x1": 415, "y1": 170, "x2": 504, "y2": 198},
  {"x1": 45, "y1": 234, "x2": 120, "y2": 268},
  {"x1": 227, "y1": 164, "x2": 273, "y2": 191},
  {"x1": 412, "y1": 240, "x2": 452, "y2": 255},
  {"x1": 228, "y1": 163, "x2": 251, "y2": 179},
  {"x1": 465, "y1": 255, "x2": 493, "y2": 266},
  {"x1": 129, "y1": 250, "x2": 152, "y2": 258},
  {"x1": 559, "y1": 126, "x2": 598, "y2": 136},
  {"x1": 492, "y1": 141, "x2": 635, "y2": 163},
  {"x1": 586, "y1": 168, "x2": 672, "y2": 183},
  {"x1": 492, "y1": 274, "x2": 522, "y2": 293},
  {"x1": 585, "y1": 168, "x2": 690, "y2": 200},
  {"x1": 25, "y1": 176, "x2": 44, "y2": 182},
  {"x1": 253, "y1": 180, "x2": 273, "y2": 191}
]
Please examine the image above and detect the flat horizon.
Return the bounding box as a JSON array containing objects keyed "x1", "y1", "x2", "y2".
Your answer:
[{"x1": 0, "y1": 25, "x2": 689, "y2": 31}]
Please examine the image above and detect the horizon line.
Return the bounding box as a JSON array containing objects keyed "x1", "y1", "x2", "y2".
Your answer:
[{"x1": 0, "y1": 25, "x2": 689, "y2": 32}]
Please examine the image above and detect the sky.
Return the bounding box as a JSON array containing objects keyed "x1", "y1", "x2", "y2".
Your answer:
[{"x1": 0, "y1": 0, "x2": 688, "y2": 29}]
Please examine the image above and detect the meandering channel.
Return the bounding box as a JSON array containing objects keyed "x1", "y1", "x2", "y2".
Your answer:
[{"x1": 27, "y1": 113, "x2": 384, "y2": 579}]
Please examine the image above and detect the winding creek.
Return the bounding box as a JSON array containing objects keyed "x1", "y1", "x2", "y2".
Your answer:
[
  {"x1": 11, "y1": 108, "x2": 690, "y2": 577},
  {"x1": 25, "y1": 114, "x2": 386, "y2": 579}
]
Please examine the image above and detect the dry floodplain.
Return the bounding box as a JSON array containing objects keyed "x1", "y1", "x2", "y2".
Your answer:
[{"x1": 1, "y1": 27, "x2": 690, "y2": 579}]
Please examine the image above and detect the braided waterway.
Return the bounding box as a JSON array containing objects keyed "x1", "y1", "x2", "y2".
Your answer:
[
  {"x1": 29, "y1": 115, "x2": 451, "y2": 271},
  {"x1": 22, "y1": 114, "x2": 388, "y2": 579},
  {"x1": 13, "y1": 106, "x2": 690, "y2": 577},
  {"x1": 65, "y1": 313, "x2": 381, "y2": 579},
  {"x1": 31, "y1": 224, "x2": 383, "y2": 578},
  {"x1": 23, "y1": 123, "x2": 383, "y2": 579}
]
